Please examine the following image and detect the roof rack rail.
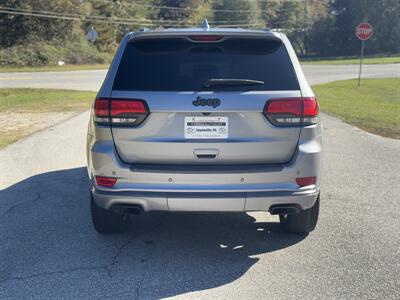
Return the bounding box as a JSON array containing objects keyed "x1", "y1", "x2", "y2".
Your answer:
[{"x1": 138, "y1": 27, "x2": 149, "y2": 32}]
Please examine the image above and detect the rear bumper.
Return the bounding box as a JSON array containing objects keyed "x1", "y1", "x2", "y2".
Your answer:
[
  {"x1": 92, "y1": 187, "x2": 319, "y2": 212},
  {"x1": 87, "y1": 122, "x2": 322, "y2": 212}
]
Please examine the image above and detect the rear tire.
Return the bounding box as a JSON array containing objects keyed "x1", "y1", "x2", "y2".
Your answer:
[
  {"x1": 280, "y1": 194, "x2": 320, "y2": 233},
  {"x1": 91, "y1": 193, "x2": 128, "y2": 234}
]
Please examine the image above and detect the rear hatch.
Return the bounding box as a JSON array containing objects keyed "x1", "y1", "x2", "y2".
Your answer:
[{"x1": 110, "y1": 34, "x2": 302, "y2": 165}]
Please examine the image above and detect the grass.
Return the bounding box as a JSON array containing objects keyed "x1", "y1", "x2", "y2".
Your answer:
[
  {"x1": 313, "y1": 78, "x2": 400, "y2": 138},
  {"x1": 1, "y1": 79, "x2": 399, "y2": 148},
  {"x1": 0, "y1": 64, "x2": 109, "y2": 73},
  {"x1": 0, "y1": 88, "x2": 96, "y2": 112},
  {"x1": 1, "y1": 128, "x2": 26, "y2": 149},
  {"x1": 301, "y1": 55, "x2": 400, "y2": 65},
  {"x1": 0, "y1": 55, "x2": 398, "y2": 73},
  {"x1": 0, "y1": 88, "x2": 96, "y2": 148}
]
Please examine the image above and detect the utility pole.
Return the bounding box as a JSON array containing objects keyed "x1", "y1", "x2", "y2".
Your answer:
[{"x1": 304, "y1": 0, "x2": 308, "y2": 56}]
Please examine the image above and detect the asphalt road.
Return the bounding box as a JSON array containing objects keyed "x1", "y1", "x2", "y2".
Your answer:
[
  {"x1": 1, "y1": 63, "x2": 399, "y2": 90},
  {"x1": 0, "y1": 65, "x2": 399, "y2": 299}
]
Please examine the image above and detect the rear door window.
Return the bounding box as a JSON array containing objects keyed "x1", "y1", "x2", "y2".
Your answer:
[{"x1": 113, "y1": 37, "x2": 299, "y2": 91}]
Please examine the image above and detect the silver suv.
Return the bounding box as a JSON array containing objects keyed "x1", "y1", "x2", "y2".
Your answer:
[{"x1": 87, "y1": 23, "x2": 322, "y2": 234}]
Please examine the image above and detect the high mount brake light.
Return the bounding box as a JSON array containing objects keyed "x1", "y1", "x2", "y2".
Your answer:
[
  {"x1": 264, "y1": 97, "x2": 318, "y2": 126},
  {"x1": 94, "y1": 98, "x2": 149, "y2": 126},
  {"x1": 189, "y1": 35, "x2": 223, "y2": 42}
]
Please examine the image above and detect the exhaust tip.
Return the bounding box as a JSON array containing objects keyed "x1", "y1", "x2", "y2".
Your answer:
[
  {"x1": 112, "y1": 204, "x2": 143, "y2": 215},
  {"x1": 269, "y1": 205, "x2": 300, "y2": 215}
]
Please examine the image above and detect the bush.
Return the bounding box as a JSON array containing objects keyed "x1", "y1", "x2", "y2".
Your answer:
[{"x1": 0, "y1": 40, "x2": 112, "y2": 67}]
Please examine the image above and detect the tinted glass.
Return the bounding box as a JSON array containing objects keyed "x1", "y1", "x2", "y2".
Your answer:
[{"x1": 113, "y1": 37, "x2": 299, "y2": 91}]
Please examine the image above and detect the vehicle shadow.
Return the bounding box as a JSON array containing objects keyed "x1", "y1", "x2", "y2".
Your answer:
[{"x1": 0, "y1": 167, "x2": 307, "y2": 298}]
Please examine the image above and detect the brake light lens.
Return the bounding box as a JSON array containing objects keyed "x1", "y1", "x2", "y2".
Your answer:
[
  {"x1": 189, "y1": 35, "x2": 223, "y2": 42},
  {"x1": 94, "y1": 98, "x2": 110, "y2": 123},
  {"x1": 110, "y1": 99, "x2": 148, "y2": 125},
  {"x1": 95, "y1": 176, "x2": 117, "y2": 187},
  {"x1": 303, "y1": 98, "x2": 319, "y2": 117},
  {"x1": 93, "y1": 98, "x2": 149, "y2": 126},
  {"x1": 264, "y1": 97, "x2": 318, "y2": 126},
  {"x1": 296, "y1": 176, "x2": 316, "y2": 187}
]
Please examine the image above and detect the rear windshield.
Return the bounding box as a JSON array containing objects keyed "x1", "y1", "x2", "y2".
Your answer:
[{"x1": 113, "y1": 37, "x2": 299, "y2": 91}]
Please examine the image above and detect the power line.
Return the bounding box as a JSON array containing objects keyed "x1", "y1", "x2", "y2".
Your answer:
[
  {"x1": 92, "y1": 0, "x2": 257, "y2": 13},
  {"x1": 0, "y1": 9, "x2": 157, "y2": 26},
  {"x1": 0, "y1": 6, "x2": 265, "y2": 25},
  {"x1": 0, "y1": 9, "x2": 264, "y2": 28},
  {"x1": 0, "y1": 6, "x2": 183, "y2": 23},
  {"x1": 1, "y1": 6, "x2": 114, "y2": 21},
  {"x1": 0, "y1": 6, "x2": 182, "y2": 23},
  {"x1": 91, "y1": 0, "x2": 304, "y2": 13},
  {"x1": 0, "y1": 9, "x2": 79, "y2": 21},
  {"x1": 0, "y1": 0, "x2": 307, "y2": 27}
]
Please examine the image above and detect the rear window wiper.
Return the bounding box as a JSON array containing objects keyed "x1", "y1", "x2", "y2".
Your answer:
[{"x1": 203, "y1": 78, "x2": 264, "y2": 88}]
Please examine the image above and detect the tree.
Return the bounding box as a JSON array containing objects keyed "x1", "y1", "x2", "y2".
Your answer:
[
  {"x1": 259, "y1": 0, "x2": 280, "y2": 29},
  {"x1": 328, "y1": 0, "x2": 400, "y2": 55},
  {"x1": 212, "y1": 0, "x2": 263, "y2": 28},
  {"x1": 1, "y1": 0, "x2": 398, "y2": 65},
  {"x1": 86, "y1": 1, "x2": 117, "y2": 52},
  {"x1": 272, "y1": 0, "x2": 306, "y2": 55},
  {"x1": 153, "y1": 0, "x2": 213, "y2": 27},
  {"x1": 0, "y1": 0, "x2": 85, "y2": 47}
]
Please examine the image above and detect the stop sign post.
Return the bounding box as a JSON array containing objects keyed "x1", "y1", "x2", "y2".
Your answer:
[{"x1": 355, "y1": 23, "x2": 373, "y2": 86}]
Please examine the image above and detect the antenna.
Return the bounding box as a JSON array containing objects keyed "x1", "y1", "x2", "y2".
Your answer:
[{"x1": 201, "y1": 19, "x2": 210, "y2": 30}]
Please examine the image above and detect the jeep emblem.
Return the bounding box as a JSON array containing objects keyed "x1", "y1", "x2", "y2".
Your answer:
[{"x1": 192, "y1": 96, "x2": 221, "y2": 108}]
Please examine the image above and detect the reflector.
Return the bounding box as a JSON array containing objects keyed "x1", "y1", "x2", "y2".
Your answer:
[
  {"x1": 296, "y1": 176, "x2": 316, "y2": 187},
  {"x1": 95, "y1": 176, "x2": 117, "y2": 187}
]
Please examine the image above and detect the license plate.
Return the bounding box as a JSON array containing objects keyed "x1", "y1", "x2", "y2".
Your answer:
[{"x1": 185, "y1": 116, "x2": 228, "y2": 139}]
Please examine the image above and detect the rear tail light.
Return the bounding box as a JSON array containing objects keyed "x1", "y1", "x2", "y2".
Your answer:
[
  {"x1": 95, "y1": 176, "x2": 117, "y2": 187},
  {"x1": 264, "y1": 97, "x2": 318, "y2": 126},
  {"x1": 110, "y1": 99, "x2": 149, "y2": 125},
  {"x1": 94, "y1": 98, "x2": 149, "y2": 126},
  {"x1": 296, "y1": 176, "x2": 316, "y2": 187},
  {"x1": 93, "y1": 98, "x2": 110, "y2": 123}
]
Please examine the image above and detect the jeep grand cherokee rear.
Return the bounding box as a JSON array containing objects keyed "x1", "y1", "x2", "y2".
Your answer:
[{"x1": 87, "y1": 26, "x2": 322, "y2": 234}]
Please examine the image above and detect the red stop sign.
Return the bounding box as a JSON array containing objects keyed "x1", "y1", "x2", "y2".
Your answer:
[{"x1": 355, "y1": 23, "x2": 373, "y2": 40}]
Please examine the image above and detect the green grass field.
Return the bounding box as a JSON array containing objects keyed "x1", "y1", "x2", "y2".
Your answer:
[
  {"x1": 0, "y1": 88, "x2": 96, "y2": 148},
  {"x1": 313, "y1": 78, "x2": 400, "y2": 138},
  {"x1": 0, "y1": 55, "x2": 398, "y2": 73},
  {"x1": 0, "y1": 88, "x2": 96, "y2": 112},
  {"x1": 302, "y1": 55, "x2": 400, "y2": 65},
  {"x1": 0, "y1": 79, "x2": 399, "y2": 148},
  {"x1": 0, "y1": 64, "x2": 109, "y2": 73}
]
